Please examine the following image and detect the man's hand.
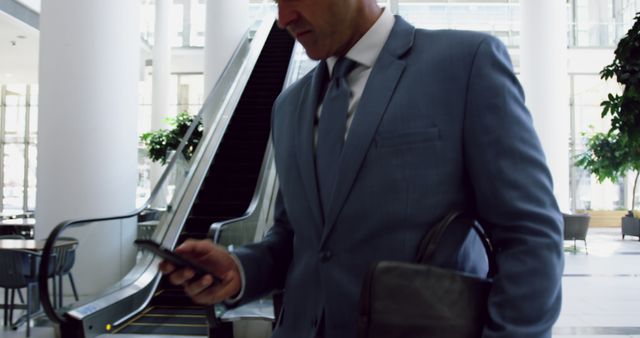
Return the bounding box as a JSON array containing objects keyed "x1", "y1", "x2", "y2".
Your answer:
[{"x1": 158, "y1": 239, "x2": 242, "y2": 305}]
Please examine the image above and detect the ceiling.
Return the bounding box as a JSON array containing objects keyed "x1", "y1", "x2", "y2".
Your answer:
[{"x1": 0, "y1": 9, "x2": 39, "y2": 84}]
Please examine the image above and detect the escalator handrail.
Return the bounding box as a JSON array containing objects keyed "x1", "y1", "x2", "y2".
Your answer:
[
  {"x1": 210, "y1": 141, "x2": 273, "y2": 244},
  {"x1": 209, "y1": 40, "x2": 302, "y2": 245},
  {"x1": 36, "y1": 24, "x2": 257, "y2": 326},
  {"x1": 38, "y1": 209, "x2": 144, "y2": 323}
]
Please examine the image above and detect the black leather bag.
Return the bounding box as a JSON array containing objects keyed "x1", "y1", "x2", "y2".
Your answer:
[{"x1": 358, "y1": 211, "x2": 495, "y2": 338}]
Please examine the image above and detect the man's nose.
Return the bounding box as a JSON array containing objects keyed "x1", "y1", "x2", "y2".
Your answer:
[{"x1": 276, "y1": 3, "x2": 298, "y2": 29}]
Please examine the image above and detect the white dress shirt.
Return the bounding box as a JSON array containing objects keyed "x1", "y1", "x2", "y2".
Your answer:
[{"x1": 318, "y1": 8, "x2": 395, "y2": 142}]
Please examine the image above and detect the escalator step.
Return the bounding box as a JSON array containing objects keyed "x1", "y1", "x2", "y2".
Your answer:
[
  {"x1": 148, "y1": 306, "x2": 205, "y2": 316},
  {"x1": 130, "y1": 314, "x2": 206, "y2": 325},
  {"x1": 116, "y1": 322, "x2": 207, "y2": 336},
  {"x1": 114, "y1": 305, "x2": 207, "y2": 336}
]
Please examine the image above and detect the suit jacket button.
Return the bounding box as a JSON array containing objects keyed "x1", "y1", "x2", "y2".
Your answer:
[{"x1": 320, "y1": 251, "x2": 332, "y2": 262}]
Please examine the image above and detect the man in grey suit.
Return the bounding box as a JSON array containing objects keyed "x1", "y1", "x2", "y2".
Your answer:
[{"x1": 161, "y1": 0, "x2": 564, "y2": 337}]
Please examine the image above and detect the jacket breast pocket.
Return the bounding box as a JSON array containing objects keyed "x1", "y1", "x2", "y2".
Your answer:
[{"x1": 375, "y1": 128, "x2": 440, "y2": 149}]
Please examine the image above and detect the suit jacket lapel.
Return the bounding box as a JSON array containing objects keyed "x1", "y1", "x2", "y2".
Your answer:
[
  {"x1": 296, "y1": 61, "x2": 327, "y2": 228},
  {"x1": 321, "y1": 17, "x2": 415, "y2": 245}
]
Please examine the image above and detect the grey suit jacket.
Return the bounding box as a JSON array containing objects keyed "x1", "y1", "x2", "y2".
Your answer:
[{"x1": 234, "y1": 16, "x2": 564, "y2": 338}]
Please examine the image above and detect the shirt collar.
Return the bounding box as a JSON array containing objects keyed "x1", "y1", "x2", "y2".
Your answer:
[{"x1": 327, "y1": 7, "x2": 395, "y2": 75}]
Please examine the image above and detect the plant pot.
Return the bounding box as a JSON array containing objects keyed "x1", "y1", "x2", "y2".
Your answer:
[{"x1": 621, "y1": 216, "x2": 640, "y2": 240}]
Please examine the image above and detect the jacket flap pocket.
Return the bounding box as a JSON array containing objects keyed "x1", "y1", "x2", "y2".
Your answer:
[{"x1": 375, "y1": 128, "x2": 440, "y2": 148}]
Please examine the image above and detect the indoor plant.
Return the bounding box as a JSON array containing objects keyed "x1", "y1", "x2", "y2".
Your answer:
[
  {"x1": 140, "y1": 111, "x2": 203, "y2": 165},
  {"x1": 576, "y1": 12, "x2": 640, "y2": 238}
]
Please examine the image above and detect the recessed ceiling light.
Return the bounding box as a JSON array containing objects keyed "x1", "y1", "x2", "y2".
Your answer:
[{"x1": 16, "y1": 35, "x2": 26, "y2": 39}]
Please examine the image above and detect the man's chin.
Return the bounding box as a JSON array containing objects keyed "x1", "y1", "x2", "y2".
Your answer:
[
  {"x1": 300, "y1": 47, "x2": 328, "y2": 61},
  {"x1": 305, "y1": 53, "x2": 323, "y2": 61}
]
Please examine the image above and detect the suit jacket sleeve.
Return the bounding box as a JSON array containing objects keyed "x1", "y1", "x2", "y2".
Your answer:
[
  {"x1": 463, "y1": 36, "x2": 564, "y2": 337},
  {"x1": 231, "y1": 190, "x2": 294, "y2": 302}
]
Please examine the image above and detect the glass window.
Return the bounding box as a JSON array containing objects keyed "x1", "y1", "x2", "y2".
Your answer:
[
  {"x1": 570, "y1": 74, "x2": 625, "y2": 211},
  {"x1": 170, "y1": 74, "x2": 179, "y2": 116},
  {"x1": 3, "y1": 144, "x2": 25, "y2": 213},
  {"x1": 398, "y1": 2, "x2": 521, "y2": 47},
  {"x1": 5, "y1": 85, "x2": 27, "y2": 137},
  {"x1": 572, "y1": 0, "x2": 616, "y2": 47},
  {"x1": 172, "y1": 3, "x2": 185, "y2": 47},
  {"x1": 190, "y1": 0, "x2": 206, "y2": 47},
  {"x1": 140, "y1": 0, "x2": 155, "y2": 44},
  {"x1": 0, "y1": 85, "x2": 35, "y2": 213},
  {"x1": 27, "y1": 144, "x2": 36, "y2": 211},
  {"x1": 177, "y1": 74, "x2": 205, "y2": 115},
  {"x1": 29, "y1": 86, "x2": 38, "y2": 134}
]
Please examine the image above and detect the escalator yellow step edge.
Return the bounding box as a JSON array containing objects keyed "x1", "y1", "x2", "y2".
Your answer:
[
  {"x1": 127, "y1": 323, "x2": 208, "y2": 328},
  {"x1": 111, "y1": 307, "x2": 154, "y2": 334},
  {"x1": 143, "y1": 314, "x2": 206, "y2": 318},
  {"x1": 112, "y1": 305, "x2": 208, "y2": 333}
]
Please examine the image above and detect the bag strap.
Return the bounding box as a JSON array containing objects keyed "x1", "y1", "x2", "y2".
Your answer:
[{"x1": 416, "y1": 211, "x2": 496, "y2": 278}]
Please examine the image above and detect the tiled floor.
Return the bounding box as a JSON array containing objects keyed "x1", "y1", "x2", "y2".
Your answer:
[
  {"x1": 2, "y1": 227, "x2": 640, "y2": 338},
  {"x1": 554, "y1": 227, "x2": 640, "y2": 338}
]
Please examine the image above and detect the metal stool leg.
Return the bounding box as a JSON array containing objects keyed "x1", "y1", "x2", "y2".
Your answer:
[
  {"x1": 25, "y1": 285, "x2": 31, "y2": 338},
  {"x1": 4, "y1": 288, "x2": 8, "y2": 326},
  {"x1": 16, "y1": 289, "x2": 24, "y2": 304},
  {"x1": 9, "y1": 288, "x2": 15, "y2": 327},
  {"x1": 58, "y1": 275, "x2": 63, "y2": 308},
  {"x1": 68, "y1": 273, "x2": 79, "y2": 301},
  {"x1": 584, "y1": 240, "x2": 588, "y2": 255}
]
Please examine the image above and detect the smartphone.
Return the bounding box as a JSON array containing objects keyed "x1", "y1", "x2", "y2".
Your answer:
[{"x1": 134, "y1": 239, "x2": 219, "y2": 283}]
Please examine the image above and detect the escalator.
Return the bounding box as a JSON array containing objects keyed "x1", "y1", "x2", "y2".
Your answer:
[
  {"x1": 110, "y1": 22, "x2": 294, "y2": 336},
  {"x1": 37, "y1": 16, "x2": 296, "y2": 338}
]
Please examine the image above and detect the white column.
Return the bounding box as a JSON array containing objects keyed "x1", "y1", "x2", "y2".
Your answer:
[
  {"x1": 520, "y1": 0, "x2": 570, "y2": 212},
  {"x1": 150, "y1": 0, "x2": 172, "y2": 207},
  {"x1": 203, "y1": 0, "x2": 249, "y2": 96},
  {"x1": 36, "y1": 0, "x2": 139, "y2": 295}
]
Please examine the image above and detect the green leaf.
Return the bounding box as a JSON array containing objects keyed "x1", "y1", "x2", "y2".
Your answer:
[{"x1": 139, "y1": 111, "x2": 203, "y2": 165}]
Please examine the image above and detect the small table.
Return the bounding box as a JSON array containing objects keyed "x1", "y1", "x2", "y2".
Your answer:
[
  {"x1": 0, "y1": 237, "x2": 76, "y2": 251},
  {"x1": 0, "y1": 218, "x2": 35, "y2": 239}
]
